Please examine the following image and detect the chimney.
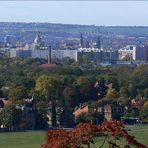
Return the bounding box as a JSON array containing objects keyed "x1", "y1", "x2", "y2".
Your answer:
[{"x1": 48, "y1": 46, "x2": 52, "y2": 64}]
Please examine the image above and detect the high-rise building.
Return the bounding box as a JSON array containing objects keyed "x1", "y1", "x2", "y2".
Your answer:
[
  {"x1": 118, "y1": 45, "x2": 148, "y2": 61},
  {"x1": 133, "y1": 46, "x2": 148, "y2": 61},
  {"x1": 118, "y1": 45, "x2": 135, "y2": 60}
]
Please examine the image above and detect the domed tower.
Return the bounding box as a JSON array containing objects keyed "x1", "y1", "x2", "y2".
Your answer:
[{"x1": 33, "y1": 31, "x2": 42, "y2": 49}]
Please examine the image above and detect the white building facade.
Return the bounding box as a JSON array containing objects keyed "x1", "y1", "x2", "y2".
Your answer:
[
  {"x1": 118, "y1": 45, "x2": 136, "y2": 60},
  {"x1": 10, "y1": 47, "x2": 118, "y2": 62},
  {"x1": 10, "y1": 47, "x2": 78, "y2": 61},
  {"x1": 118, "y1": 45, "x2": 148, "y2": 61}
]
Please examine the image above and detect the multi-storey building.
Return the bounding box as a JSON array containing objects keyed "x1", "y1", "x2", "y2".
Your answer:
[
  {"x1": 10, "y1": 48, "x2": 32, "y2": 58},
  {"x1": 118, "y1": 45, "x2": 135, "y2": 60},
  {"x1": 77, "y1": 47, "x2": 118, "y2": 62},
  {"x1": 118, "y1": 45, "x2": 148, "y2": 61},
  {"x1": 77, "y1": 47, "x2": 103, "y2": 62},
  {"x1": 10, "y1": 47, "x2": 78, "y2": 61},
  {"x1": 133, "y1": 45, "x2": 148, "y2": 61}
]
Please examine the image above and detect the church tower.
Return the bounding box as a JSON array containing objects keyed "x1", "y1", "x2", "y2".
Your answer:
[
  {"x1": 96, "y1": 36, "x2": 101, "y2": 49},
  {"x1": 80, "y1": 33, "x2": 84, "y2": 48}
]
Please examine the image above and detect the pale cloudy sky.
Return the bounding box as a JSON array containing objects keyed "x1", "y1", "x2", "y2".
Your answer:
[{"x1": 0, "y1": 1, "x2": 148, "y2": 26}]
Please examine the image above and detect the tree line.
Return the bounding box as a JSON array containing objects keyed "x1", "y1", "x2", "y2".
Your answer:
[{"x1": 0, "y1": 57, "x2": 148, "y2": 129}]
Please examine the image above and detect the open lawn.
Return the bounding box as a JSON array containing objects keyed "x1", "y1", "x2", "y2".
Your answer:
[
  {"x1": 127, "y1": 125, "x2": 148, "y2": 145},
  {"x1": 87, "y1": 125, "x2": 148, "y2": 148},
  {"x1": 0, "y1": 125, "x2": 147, "y2": 148},
  {"x1": 0, "y1": 131, "x2": 45, "y2": 148}
]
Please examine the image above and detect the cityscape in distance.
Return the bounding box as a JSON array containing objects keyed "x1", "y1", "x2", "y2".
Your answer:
[{"x1": 0, "y1": 1, "x2": 148, "y2": 148}]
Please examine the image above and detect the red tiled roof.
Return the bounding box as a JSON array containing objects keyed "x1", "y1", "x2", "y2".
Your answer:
[
  {"x1": 39, "y1": 64, "x2": 56, "y2": 69},
  {"x1": 73, "y1": 106, "x2": 89, "y2": 117}
]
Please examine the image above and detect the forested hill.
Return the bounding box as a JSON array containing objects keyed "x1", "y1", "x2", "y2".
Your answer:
[
  {"x1": 0, "y1": 22, "x2": 148, "y2": 36},
  {"x1": 99, "y1": 26, "x2": 148, "y2": 36}
]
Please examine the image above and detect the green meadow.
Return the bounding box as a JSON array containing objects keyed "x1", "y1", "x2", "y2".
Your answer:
[{"x1": 0, "y1": 125, "x2": 147, "y2": 148}]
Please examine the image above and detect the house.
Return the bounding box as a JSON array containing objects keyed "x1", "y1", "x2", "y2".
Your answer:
[
  {"x1": 16, "y1": 97, "x2": 36, "y2": 130},
  {"x1": 47, "y1": 106, "x2": 64, "y2": 127},
  {"x1": 73, "y1": 103, "x2": 124, "y2": 121},
  {"x1": 73, "y1": 105, "x2": 89, "y2": 117},
  {"x1": 131, "y1": 98, "x2": 144, "y2": 108},
  {"x1": 97, "y1": 103, "x2": 125, "y2": 120},
  {"x1": 39, "y1": 63, "x2": 56, "y2": 69}
]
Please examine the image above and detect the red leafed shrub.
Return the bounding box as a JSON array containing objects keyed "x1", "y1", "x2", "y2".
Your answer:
[{"x1": 41, "y1": 120, "x2": 147, "y2": 148}]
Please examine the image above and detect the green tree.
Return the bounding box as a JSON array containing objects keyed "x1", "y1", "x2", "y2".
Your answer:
[
  {"x1": 62, "y1": 57, "x2": 75, "y2": 65},
  {"x1": 94, "y1": 78, "x2": 108, "y2": 99},
  {"x1": 63, "y1": 87, "x2": 78, "y2": 108},
  {"x1": 144, "y1": 88, "x2": 148, "y2": 98},
  {"x1": 81, "y1": 55, "x2": 91, "y2": 64},
  {"x1": 120, "y1": 86, "x2": 129, "y2": 97},
  {"x1": 125, "y1": 106, "x2": 139, "y2": 118},
  {"x1": 35, "y1": 101, "x2": 49, "y2": 129},
  {"x1": 51, "y1": 102, "x2": 57, "y2": 127},
  {"x1": 143, "y1": 101, "x2": 148, "y2": 108},
  {"x1": 118, "y1": 97, "x2": 131, "y2": 106},
  {"x1": 128, "y1": 84, "x2": 137, "y2": 98},
  {"x1": 59, "y1": 107, "x2": 75, "y2": 127},
  {"x1": 8, "y1": 86, "x2": 28, "y2": 100},
  {"x1": 75, "y1": 76, "x2": 96, "y2": 103},
  {"x1": 139, "y1": 107, "x2": 148, "y2": 122},
  {"x1": 75, "y1": 111, "x2": 104, "y2": 124},
  {"x1": 0, "y1": 104, "x2": 21, "y2": 129},
  {"x1": 106, "y1": 88, "x2": 119, "y2": 99},
  {"x1": 35, "y1": 75, "x2": 64, "y2": 126}
]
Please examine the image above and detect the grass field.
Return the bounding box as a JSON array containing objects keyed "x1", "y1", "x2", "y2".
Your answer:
[
  {"x1": 0, "y1": 125, "x2": 147, "y2": 148},
  {"x1": 0, "y1": 131, "x2": 45, "y2": 148},
  {"x1": 87, "y1": 125, "x2": 148, "y2": 148}
]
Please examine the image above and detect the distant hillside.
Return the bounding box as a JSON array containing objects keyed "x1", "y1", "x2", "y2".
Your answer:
[
  {"x1": 0, "y1": 22, "x2": 148, "y2": 36},
  {"x1": 0, "y1": 22, "x2": 148, "y2": 50},
  {"x1": 99, "y1": 26, "x2": 148, "y2": 36}
]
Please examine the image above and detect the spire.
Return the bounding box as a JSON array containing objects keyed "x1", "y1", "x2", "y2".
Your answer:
[
  {"x1": 86, "y1": 41, "x2": 90, "y2": 48},
  {"x1": 48, "y1": 46, "x2": 52, "y2": 64},
  {"x1": 80, "y1": 33, "x2": 84, "y2": 48},
  {"x1": 96, "y1": 36, "x2": 101, "y2": 49}
]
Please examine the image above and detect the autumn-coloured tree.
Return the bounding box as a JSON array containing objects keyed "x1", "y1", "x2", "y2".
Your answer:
[{"x1": 41, "y1": 120, "x2": 147, "y2": 148}]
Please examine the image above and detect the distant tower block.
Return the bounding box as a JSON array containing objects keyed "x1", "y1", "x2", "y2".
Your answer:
[{"x1": 48, "y1": 46, "x2": 52, "y2": 64}]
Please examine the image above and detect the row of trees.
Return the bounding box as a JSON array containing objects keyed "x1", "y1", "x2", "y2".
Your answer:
[{"x1": 0, "y1": 58, "x2": 148, "y2": 128}]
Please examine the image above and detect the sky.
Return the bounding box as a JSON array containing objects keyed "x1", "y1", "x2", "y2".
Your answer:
[{"x1": 0, "y1": 1, "x2": 148, "y2": 26}]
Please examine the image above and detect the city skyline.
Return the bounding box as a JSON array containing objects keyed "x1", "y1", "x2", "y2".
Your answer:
[{"x1": 0, "y1": 1, "x2": 148, "y2": 26}]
